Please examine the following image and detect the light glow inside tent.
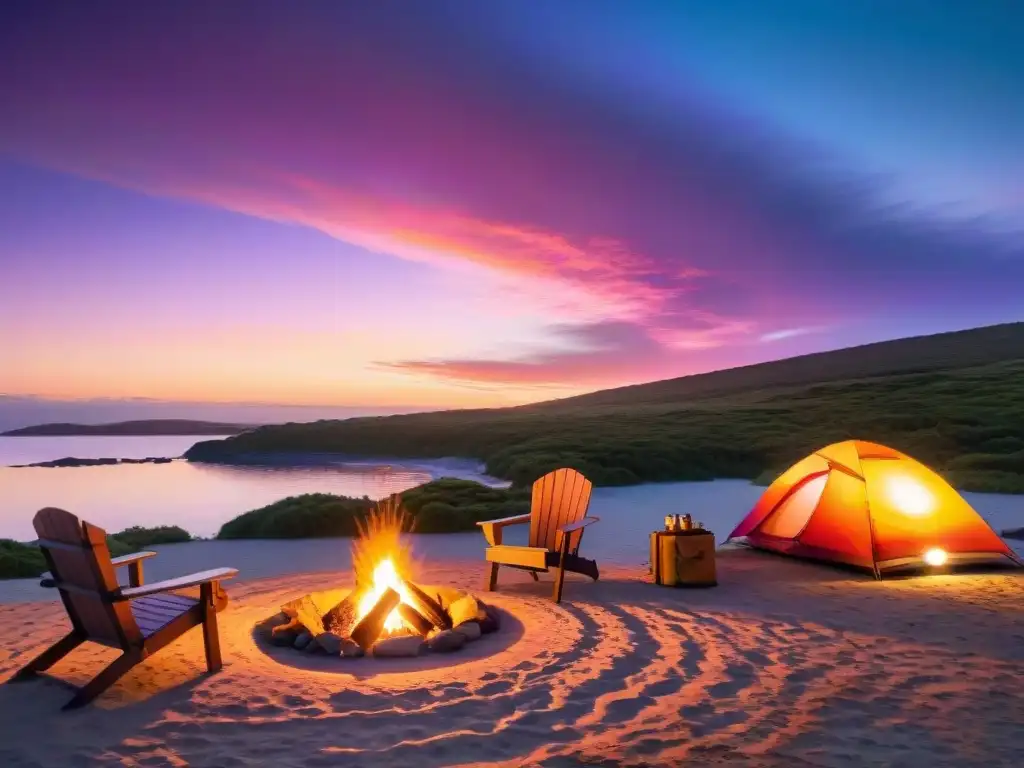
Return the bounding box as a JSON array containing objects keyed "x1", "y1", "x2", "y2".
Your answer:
[{"x1": 886, "y1": 475, "x2": 933, "y2": 517}]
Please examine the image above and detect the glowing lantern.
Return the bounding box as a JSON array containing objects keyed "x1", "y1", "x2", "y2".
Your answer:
[{"x1": 923, "y1": 547, "x2": 948, "y2": 567}]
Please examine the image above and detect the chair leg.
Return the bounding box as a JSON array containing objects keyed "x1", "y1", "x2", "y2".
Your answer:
[
  {"x1": 552, "y1": 538, "x2": 570, "y2": 603},
  {"x1": 529, "y1": 571, "x2": 539, "y2": 582},
  {"x1": 63, "y1": 652, "x2": 141, "y2": 710},
  {"x1": 10, "y1": 631, "x2": 83, "y2": 681},
  {"x1": 486, "y1": 562, "x2": 500, "y2": 592},
  {"x1": 201, "y1": 583, "x2": 223, "y2": 673}
]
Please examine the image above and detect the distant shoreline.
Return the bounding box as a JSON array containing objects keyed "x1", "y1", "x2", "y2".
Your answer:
[
  {"x1": 2, "y1": 419, "x2": 257, "y2": 437},
  {"x1": 9, "y1": 456, "x2": 178, "y2": 468}
]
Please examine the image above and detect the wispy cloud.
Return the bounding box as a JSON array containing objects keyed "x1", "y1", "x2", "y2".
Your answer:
[
  {"x1": 383, "y1": 320, "x2": 752, "y2": 387},
  {"x1": 759, "y1": 327, "x2": 828, "y2": 343}
]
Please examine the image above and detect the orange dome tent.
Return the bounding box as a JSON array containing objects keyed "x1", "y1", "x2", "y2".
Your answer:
[{"x1": 727, "y1": 440, "x2": 1022, "y2": 578}]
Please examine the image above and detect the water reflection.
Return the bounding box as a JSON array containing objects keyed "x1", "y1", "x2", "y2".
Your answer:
[{"x1": 0, "y1": 461, "x2": 436, "y2": 540}]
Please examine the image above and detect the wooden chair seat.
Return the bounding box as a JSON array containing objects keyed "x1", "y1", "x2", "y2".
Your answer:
[
  {"x1": 130, "y1": 593, "x2": 199, "y2": 638},
  {"x1": 485, "y1": 544, "x2": 548, "y2": 570},
  {"x1": 8, "y1": 508, "x2": 237, "y2": 710}
]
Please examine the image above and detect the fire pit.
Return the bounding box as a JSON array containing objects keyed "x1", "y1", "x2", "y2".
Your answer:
[{"x1": 255, "y1": 501, "x2": 501, "y2": 658}]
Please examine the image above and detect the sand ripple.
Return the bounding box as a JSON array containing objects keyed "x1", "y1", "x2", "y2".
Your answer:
[{"x1": 1, "y1": 552, "x2": 1022, "y2": 767}]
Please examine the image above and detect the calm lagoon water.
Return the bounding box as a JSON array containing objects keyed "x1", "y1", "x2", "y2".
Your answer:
[
  {"x1": 0, "y1": 436, "x2": 502, "y2": 541},
  {"x1": 1, "y1": 436, "x2": 1021, "y2": 562}
]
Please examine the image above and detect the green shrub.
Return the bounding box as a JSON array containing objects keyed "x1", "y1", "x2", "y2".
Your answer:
[
  {"x1": 216, "y1": 479, "x2": 531, "y2": 539},
  {"x1": 217, "y1": 493, "x2": 374, "y2": 539},
  {"x1": 0, "y1": 540, "x2": 47, "y2": 579},
  {"x1": 0, "y1": 524, "x2": 193, "y2": 580},
  {"x1": 942, "y1": 470, "x2": 1024, "y2": 494},
  {"x1": 110, "y1": 525, "x2": 192, "y2": 549},
  {"x1": 414, "y1": 501, "x2": 463, "y2": 533}
]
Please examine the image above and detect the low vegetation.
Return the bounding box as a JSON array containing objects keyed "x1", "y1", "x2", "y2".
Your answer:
[
  {"x1": 109, "y1": 525, "x2": 192, "y2": 549},
  {"x1": 217, "y1": 494, "x2": 375, "y2": 539},
  {"x1": 396, "y1": 478, "x2": 530, "y2": 533},
  {"x1": 216, "y1": 479, "x2": 530, "y2": 539},
  {"x1": 0, "y1": 525, "x2": 193, "y2": 580},
  {"x1": 0, "y1": 540, "x2": 49, "y2": 579},
  {"x1": 187, "y1": 334, "x2": 1024, "y2": 495}
]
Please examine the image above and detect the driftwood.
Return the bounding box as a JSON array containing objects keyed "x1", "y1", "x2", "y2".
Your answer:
[
  {"x1": 397, "y1": 603, "x2": 434, "y2": 636},
  {"x1": 405, "y1": 582, "x2": 452, "y2": 630},
  {"x1": 350, "y1": 588, "x2": 400, "y2": 651}
]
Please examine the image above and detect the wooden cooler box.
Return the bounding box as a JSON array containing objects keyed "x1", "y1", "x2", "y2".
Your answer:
[{"x1": 650, "y1": 529, "x2": 717, "y2": 587}]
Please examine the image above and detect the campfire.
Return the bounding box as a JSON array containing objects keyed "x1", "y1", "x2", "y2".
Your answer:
[{"x1": 256, "y1": 497, "x2": 501, "y2": 658}]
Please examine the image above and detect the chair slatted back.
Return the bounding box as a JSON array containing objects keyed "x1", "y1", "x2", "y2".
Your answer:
[
  {"x1": 33, "y1": 508, "x2": 141, "y2": 648},
  {"x1": 529, "y1": 468, "x2": 593, "y2": 553}
]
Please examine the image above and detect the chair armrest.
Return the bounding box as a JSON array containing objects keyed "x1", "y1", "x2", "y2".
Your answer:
[
  {"x1": 118, "y1": 567, "x2": 238, "y2": 599},
  {"x1": 111, "y1": 551, "x2": 157, "y2": 568},
  {"x1": 556, "y1": 516, "x2": 600, "y2": 551},
  {"x1": 40, "y1": 550, "x2": 159, "y2": 588},
  {"x1": 476, "y1": 513, "x2": 532, "y2": 546},
  {"x1": 558, "y1": 516, "x2": 600, "y2": 534},
  {"x1": 113, "y1": 550, "x2": 158, "y2": 587}
]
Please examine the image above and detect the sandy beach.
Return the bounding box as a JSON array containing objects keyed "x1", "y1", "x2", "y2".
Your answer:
[{"x1": 1, "y1": 548, "x2": 1022, "y2": 767}]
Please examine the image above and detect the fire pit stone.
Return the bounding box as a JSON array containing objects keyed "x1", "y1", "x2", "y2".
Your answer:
[
  {"x1": 373, "y1": 634, "x2": 426, "y2": 658},
  {"x1": 428, "y1": 629, "x2": 466, "y2": 653},
  {"x1": 454, "y1": 621, "x2": 482, "y2": 642},
  {"x1": 315, "y1": 632, "x2": 344, "y2": 656},
  {"x1": 340, "y1": 638, "x2": 365, "y2": 658}
]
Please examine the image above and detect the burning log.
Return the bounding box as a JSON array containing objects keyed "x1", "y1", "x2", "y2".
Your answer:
[
  {"x1": 350, "y1": 587, "x2": 401, "y2": 650},
  {"x1": 405, "y1": 581, "x2": 452, "y2": 630},
  {"x1": 281, "y1": 595, "x2": 325, "y2": 636},
  {"x1": 397, "y1": 603, "x2": 434, "y2": 637}
]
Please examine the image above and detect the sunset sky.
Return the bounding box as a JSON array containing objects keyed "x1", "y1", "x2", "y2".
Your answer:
[{"x1": 2, "y1": 1, "x2": 1022, "y2": 420}]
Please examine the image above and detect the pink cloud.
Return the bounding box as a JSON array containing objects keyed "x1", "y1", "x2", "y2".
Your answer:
[{"x1": 25, "y1": 152, "x2": 700, "y2": 326}]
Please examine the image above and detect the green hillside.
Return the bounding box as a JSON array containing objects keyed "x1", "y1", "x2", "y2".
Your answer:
[{"x1": 185, "y1": 323, "x2": 1024, "y2": 493}]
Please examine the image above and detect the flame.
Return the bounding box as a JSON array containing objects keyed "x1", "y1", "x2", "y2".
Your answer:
[
  {"x1": 351, "y1": 496, "x2": 415, "y2": 633},
  {"x1": 356, "y1": 558, "x2": 414, "y2": 632}
]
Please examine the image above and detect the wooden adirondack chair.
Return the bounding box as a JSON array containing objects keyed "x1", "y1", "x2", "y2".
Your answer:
[
  {"x1": 477, "y1": 468, "x2": 599, "y2": 603},
  {"x1": 8, "y1": 508, "x2": 237, "y2": 710}
]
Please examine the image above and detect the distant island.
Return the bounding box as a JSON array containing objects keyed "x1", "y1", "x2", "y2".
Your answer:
[
  {"x1": 185, "y1": 322, "x2": 1024, "y2": 494},
  {"x1": 2, "y1": 419, "x2": 257, "y2": 437},
  {"x1": 11, "y1": 456, "x2": 175, "y2": 468}
]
